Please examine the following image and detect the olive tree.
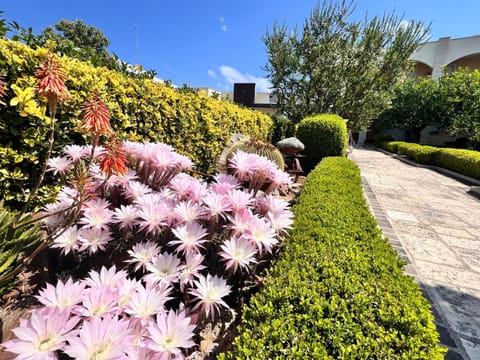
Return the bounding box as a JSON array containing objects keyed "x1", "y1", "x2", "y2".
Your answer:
[{"x1": 263, "y1": 0, "x2": 430, "y2": 130}]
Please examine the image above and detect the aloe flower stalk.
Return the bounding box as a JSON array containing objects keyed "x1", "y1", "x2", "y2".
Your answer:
[
  {"x1": 81, "y1": 93, "x2": 112, "y2": 145},
  {"x1": 0, "y1": 74, "x2": 6, "y2": 101},
  {"x1": 35, "y1": 53, "x2": 69, "y2": 116},
  {"x1": 100, "y1": 135, "x2": 128, "y2": 176}
]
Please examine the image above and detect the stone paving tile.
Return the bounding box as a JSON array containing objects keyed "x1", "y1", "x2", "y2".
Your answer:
[
  {"x1": 453, "y1": 249, "x2": 480, "y2": 273},
  {"x1": 462, "y1": 339, "x2": 480, "y2": 360},
  {"x1": 446, "y1": 350, "x2": 466, "y2": 360},
  {"x1": 440, "y1": 235, "x2": 480, "y2": 251},
  {"x1": 396, "y1": 233, "x2": 464, "y2": 267},
  {"x1": 415, "y1": 259, "x2": 480, "y2": 291},
  {"x1": 385, "y1": 209, "x2": 420, "y2": 222},
  {"x1": 351, "y1": 146, "x2": 480, "y2": 360},
  {"x1": 431, "y1": 226, "x2": 476, "y2": 239}
]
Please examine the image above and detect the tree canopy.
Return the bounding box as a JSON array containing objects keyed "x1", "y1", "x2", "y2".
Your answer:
[
  {"x1": 381, "y1": 69, "x2": 480, "y2": 144},
  {"x1": 379, "y1": 78, "x2": 447, "y2": 142},
  {"x1": 7, "y1": 18, "x2": 156, "y2": 79},
  {"x1": 263, "y1": 0, "x2": 430, "y2": 130},
  {"x1": 439, "y1": 69, "x2": 480, "y2": 143},
  {"x1": 39, "y1": 19, "x2": 114, "y2": 67}
]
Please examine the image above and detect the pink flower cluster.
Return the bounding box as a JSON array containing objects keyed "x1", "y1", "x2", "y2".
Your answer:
[
  {"x1": 5, "y1": 141, "x2": 294, "y2": 359},
  {"x1": 3, "y1": 267, "x2": 197, "y2": 359},
  {"x1": 228, "y1": 150, "x2": 292, "y2": 193}
]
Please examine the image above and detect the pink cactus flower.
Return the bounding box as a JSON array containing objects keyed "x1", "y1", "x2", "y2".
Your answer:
[
  {"x1": 202, "y1": 192, "x2": 231, "y2": 219},
  {"x1": 137, "y1": 202, "x2": 170, "y2": 235},
  {"x1": 266, "y1": 210, "x2": 294, "y2": 235},
  {"x1": 36, "y1": 277, "x2": 85, "y2": 311},
  {"x1": 79, "y1": 287, "x2": 118, "y2": 318},
  {"x1": 126, "y1": 241, "x2": 161, "y2": 272},
  {"x1": 84, "y1": 266, "x2": 128, "y2": 292},
  {"x1": 210, "y1": 174, "x2": 240, "y2": 195},
  {"x1": 112, "y1": 204, "x2": 139, "y2": 231},
  {"x1": 224, "y1": 189, "x2": 254, "y2": 213},
  {"x1": 51, "y1": 225, "x2": 81, "y2": 255},
  {"x1": 244, "y1": 216, "x2": 278, "y2": 254},
  {"x1": 219, "y1": 236, "x2": 258, "y2": 273},
  {"x1": 2, "y1": 308, "x2": 79, "y2": 359},
  {"x1": 179, "y1": 253, "x2": 206, "y2": 292},
  {"x1": 125, "y1": 283, "x2": 172, "y2": 321},
  {"x1": 227, "y1": 208, "x2": 255, "y2": 236},
  {"x1": 146, "y1": 310, "x2": 196, "y2": 357},
  {"x1": 47, "y1": 156, "x2": 73, "y2": 175},
  {"x1": 78, "y1": 227, "x2": 112, "y2": 254},
  {"x1": 64, "y1": 315, "x2": 132, "y2": 360},
  {"x1": 189, "y1": 274, "x2": 231, "y2": 318},
  {"x1": 170, "y1": 222, "x2": 209, "y2": 255},
  {"x1": 144, "y1": 253, "x2": 183, "y2": 285},
  {"x1": 173, "y1": 200, "x2": 205, "y2": 225}
]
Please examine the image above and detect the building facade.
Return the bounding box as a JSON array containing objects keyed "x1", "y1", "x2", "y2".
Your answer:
[
  {"x1": 411, "y1": 35, "x2": 480, "y2": 78},
  {"x1": 386, "y1": 35, "x2": 480, "y2": 145}
]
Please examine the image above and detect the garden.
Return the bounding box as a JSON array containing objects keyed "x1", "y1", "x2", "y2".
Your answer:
[{"x1": 0, "y1": 2, "x2": 449, "y2": 359}]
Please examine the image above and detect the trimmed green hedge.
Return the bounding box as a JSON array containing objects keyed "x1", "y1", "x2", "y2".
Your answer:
[
  {"x1": 382, "y1": 141, "x2": 480, "y2": 179},
  {"x1": 436, "y1": 148, "x2": 480, "y2": 179},
  {"x1": 296, "y1": 114, "x2": 348, "y2": 172},
  {"x1": 383, "y1": 141, "x2": 404, "y2": 153},
  {"x1": 396, "y1": 143, "x2": 438, "y2": 165},
  {"x1": 220, "y1": 157, "x2": 444, "y2": 359}
]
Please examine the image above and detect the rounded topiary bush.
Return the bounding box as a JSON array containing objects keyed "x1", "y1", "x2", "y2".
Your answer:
[{"x1": 295, "y1": 114, "x2": 348, "y2": 172}]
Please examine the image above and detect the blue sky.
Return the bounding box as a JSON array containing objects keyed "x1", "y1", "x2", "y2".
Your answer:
[{"x1": 2, "y1": 1, "x2": 480, "y2": 92}]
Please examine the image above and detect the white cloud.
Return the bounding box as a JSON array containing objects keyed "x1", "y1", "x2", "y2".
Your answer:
[
  {"x1": 218, "y1": 65, "x2": 272, "y2": 92},
  {"x1": 399, "y1": 19, "x2": 412, "y2": 31},
  {"x1": 219, "y1": 16, "x2": 227, "y2": 32},
  {"x1": 207, "y1": 69, "x2": 217, "y2": 79}
]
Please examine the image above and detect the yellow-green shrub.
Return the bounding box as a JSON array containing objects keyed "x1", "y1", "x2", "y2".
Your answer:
[
  {"x1": 383, "y1": 141, "x2": 405, "y2": 153},
  {"x1": 436, "y1": 148, "x2": 480, "y2": 179},
  {"x1": 382, "y1": 141, "x2": 480, "y2": 178},
  {"x1": 220, "y1": 157, "x2": 444, "y2": 359},
  {"x1": 0, "y1": 39, "x2": 273, "y2": 208},
  {"x1": 295, "y1": 113, "x2": 348, "y2": 172}
]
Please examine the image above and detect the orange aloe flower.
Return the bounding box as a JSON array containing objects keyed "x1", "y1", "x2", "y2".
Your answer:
[
  {"x1": 100, "y1": 136, "x2": 128, "y2": 176},
  {"x1": 0, "y1": 75, "x2": 6, "y2": 100},
  {"x1": 35, "y1": 54, "x2": 69, "y2": 113},
  {"x1": 81, "y1": 94, "x2": 112, "y2": 137}
]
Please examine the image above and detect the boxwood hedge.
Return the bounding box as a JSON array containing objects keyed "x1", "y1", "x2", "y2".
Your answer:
[
  {"x1": 396, "y1": 143, "x2": 439, "y2": 165},
  {"x1": 220, "y1": 157, "x2": 444, "y2": 359},
  {"x1": 296, "y1": 114, "x2": 348, "y2": 172},
  {"x1": 382, "y1": 141, "x2": 480, "y2": 179},
  {"x1": 436, "y1": 148, "x2": 480, "y2": 179}
]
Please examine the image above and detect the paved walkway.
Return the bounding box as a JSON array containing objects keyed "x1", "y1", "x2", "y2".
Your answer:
[{"x1": 351, "y1": 146, "x2": 480, "y2": 360}]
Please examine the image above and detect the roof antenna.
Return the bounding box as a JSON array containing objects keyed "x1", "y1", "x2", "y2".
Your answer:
[{"x1": 134, "y1": 18, "x2": 139, "y2": 64}]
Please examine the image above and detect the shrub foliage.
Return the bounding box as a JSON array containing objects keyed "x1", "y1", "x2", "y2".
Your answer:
[
  {"x1": 220, "y1": 157, "x2": 444, "y2": 359},
  {"x1": 295, "y1": 113, "x2": 347, "y2": 172},
  {"x1": 382, "y1": 141, "x2": 480, "y2": 179},
  {"x1": 0, "y1": 38, "x2": 273, "y2": 209}
]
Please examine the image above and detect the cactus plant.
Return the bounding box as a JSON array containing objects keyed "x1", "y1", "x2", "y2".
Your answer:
[{"x1": 222, "y1": 137, "x2": 285, "y2": 172}]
